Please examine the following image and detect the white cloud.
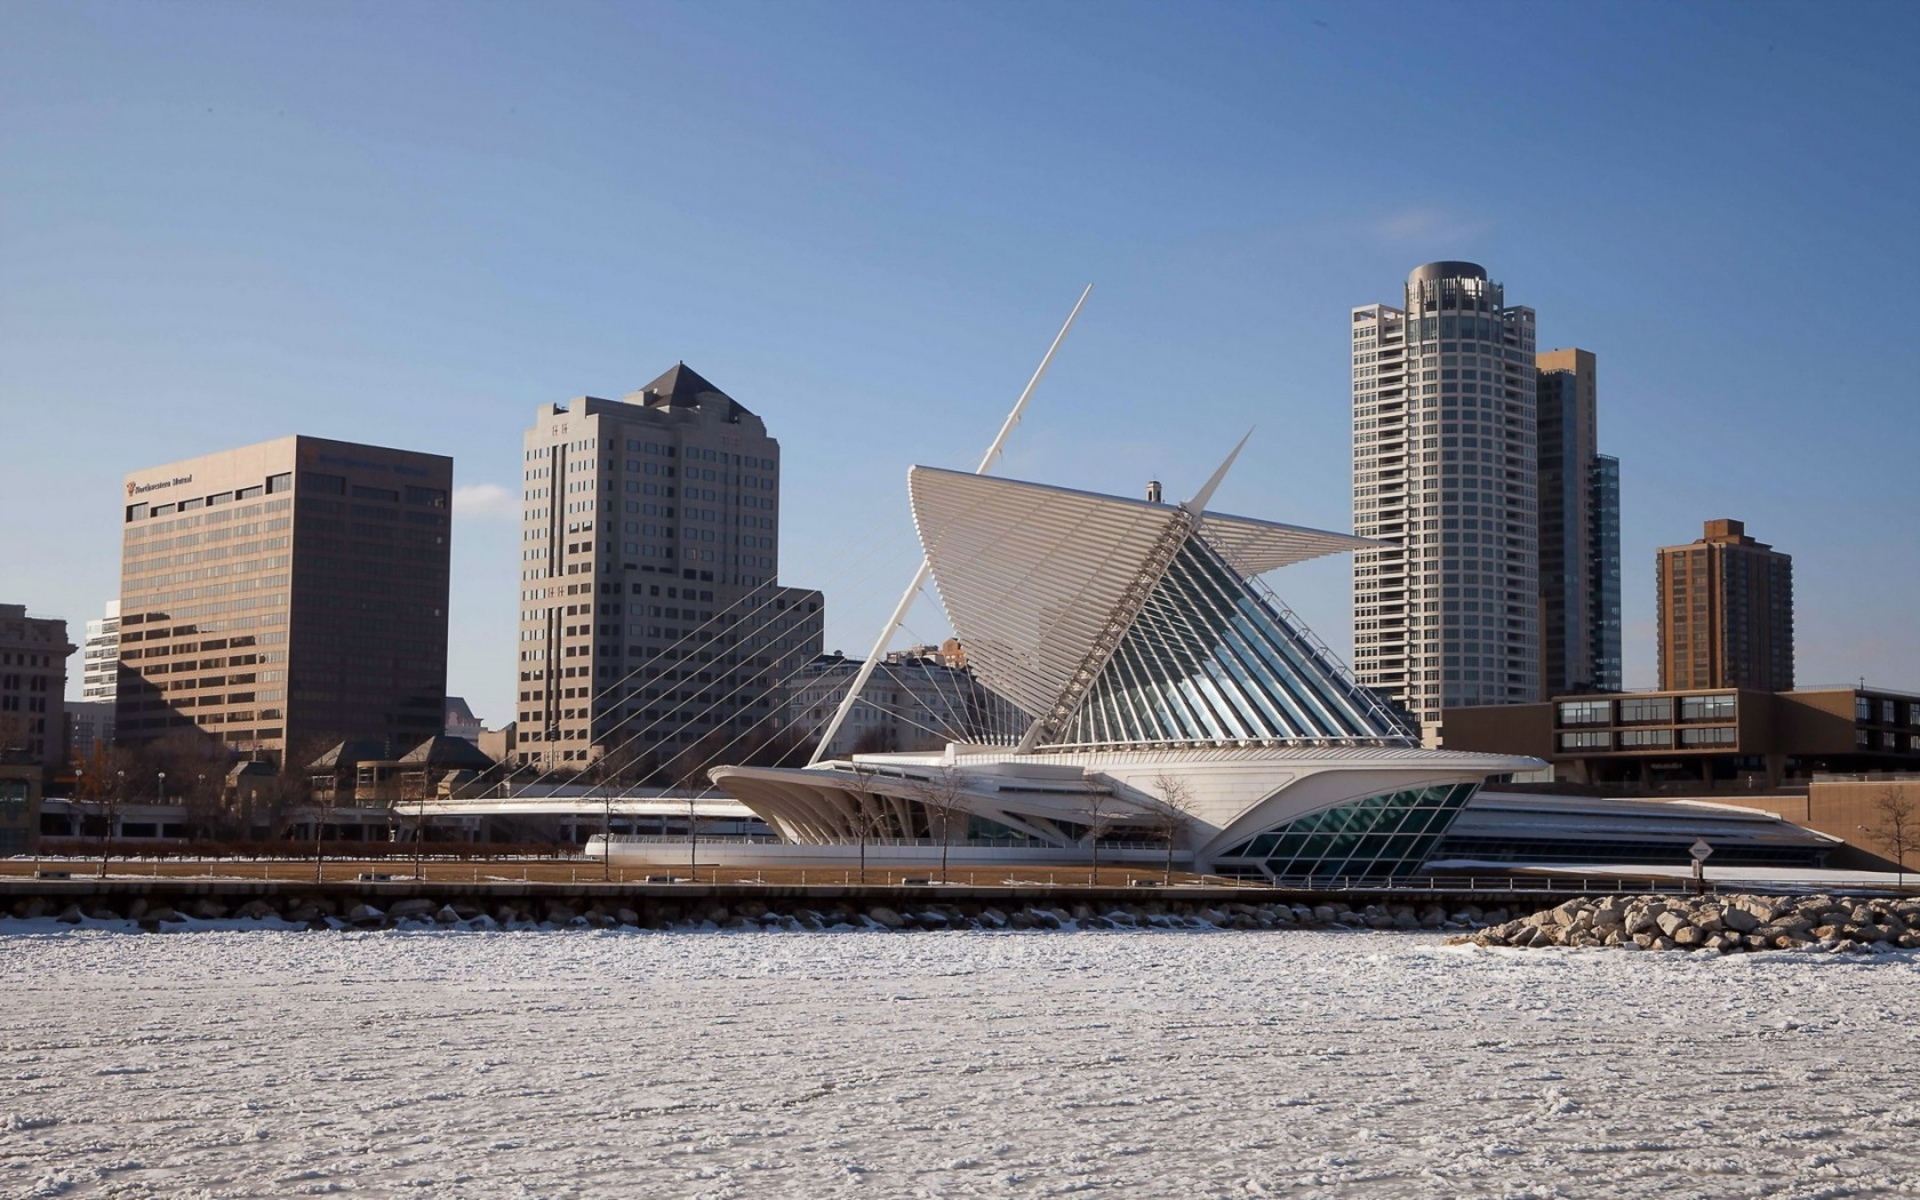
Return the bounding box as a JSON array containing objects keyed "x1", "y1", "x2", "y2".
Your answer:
[
  {"x1": 1369, "y1": 208, "x2": 1494, "y2": 247},
  {"x1": 452, "y1": 483, "x2": 516, "y2": 519}
]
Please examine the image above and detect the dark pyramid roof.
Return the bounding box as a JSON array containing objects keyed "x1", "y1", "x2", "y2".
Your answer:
[
  {"x1": 307, "y1": 740, "x2": 387, "y2": 772},
  {"x1": 635, "y1": 362, "x2": 753, "y2": 420},
  {"x1": 397, "y1": 735, "x2": 497, "y2": 770}
]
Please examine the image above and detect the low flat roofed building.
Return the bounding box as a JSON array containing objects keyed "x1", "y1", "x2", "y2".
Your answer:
[
  {"x1": 115, "y1": 435, "x2": 453, "y2": 765},
  {"x1": 0, "y1": 759, "x2": 41, "y2": 855},
  {"x1": 1444, "y1": 685, "x2": 1920, "y2": 790},
  {"x1": 1429, "y1": 790, "x2": 1840, "y2": 871},
  {"x1": 1705, "y1": 776, "x2": 1920, "y2": 870}
]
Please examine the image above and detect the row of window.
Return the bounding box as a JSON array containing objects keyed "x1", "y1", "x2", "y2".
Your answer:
[
  {"x1": 125, "y1": 475, "x2": 288, "y2": 523},
  {"x1": 1559, "y1": 726, "x2": 1734, "y2": 751},
  {"x1": 528, "y1": 439, "x2": 776, "y2": 470},
  {"x1": 1558, "y1": 694, "x2": 1735, "y2": 726}
]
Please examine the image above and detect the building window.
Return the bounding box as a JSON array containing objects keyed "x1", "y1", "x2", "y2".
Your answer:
[
  {"x1": 1617, "y1": 696, "x2": 1672, "y2": 723},
  {"x1": 1856, "y1": 696, "x2": 1874, "y2": 721},
  {"x1": 1680, "y1": 694, "x2": 1735, "y2": 722},
  {"x1": 1617, "y1": 729, "x2": 1672, "y2": 748},
  {"x1": 1558, "y1": 730, "x2": 1611, "y2": 750},
  {"x1": 1679, "y1": 726, "x2": 1736, "y2": 746},
  {"x1": 1556, "y1": 700, "x2": 1610, "y2": 726}
]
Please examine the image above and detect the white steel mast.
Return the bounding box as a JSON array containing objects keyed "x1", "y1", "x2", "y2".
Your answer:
[{"x1": 807, "y1": 284, "x2": 1092, "y2": 765}]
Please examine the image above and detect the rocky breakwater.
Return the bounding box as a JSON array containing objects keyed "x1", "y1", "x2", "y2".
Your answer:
[
  {"x1": 1456, "y1": 893, "x2": 1920, "y2": 954},
  {"x1": 4, "y1": 891, "x2": 1515, "y2": 934}
]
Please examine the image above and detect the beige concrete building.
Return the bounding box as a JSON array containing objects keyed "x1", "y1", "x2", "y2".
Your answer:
[
  {"x1": 0, "y1": 603, "x2": 73, "y2": 768},
  {"x1": 515, "y1": 365, "x2": 821, "y2": 775},
  {"x1": 115, "y1": 435, "x2": 453, "y2": 765},
  {"x1": 1657, "y1": 518, "x2": 1793, "y2": 692},
  {"x1": 1351, "y1": 261, "x2": 1539, "y2": 742}
]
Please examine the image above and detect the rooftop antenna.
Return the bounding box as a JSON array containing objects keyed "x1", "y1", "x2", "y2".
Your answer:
[{"x1": 808, "y1": 284, "x2": 1093, "y2": 765}]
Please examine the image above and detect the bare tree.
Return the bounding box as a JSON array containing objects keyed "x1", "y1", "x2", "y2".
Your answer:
[
  {"x1": 91, "y1": 767, "x2": 131, "y2": 878},
  {"x1": 1079, "y1": 775, "x2": 1122, "y2": 886},
  {"x1": 311, "y1": 774, "x2": 342, "y2": 884},
  {"x1": 1149, "y1": 772, "x2": 1201, "y2": 885},
  {"x1": 841, "y1": 763, "x2": 888, "y2": 885},
  {"x1": 1866, "y1": 786, "x2": 1920, "y2": 889},
  {"x1": 671, "y1": 743, "x2": 717, "y2": 883},
  {"x1": 910, "y1": 765, "x2": 970, "y2": 885},
  {"x1": 400, "y1": 763, "x2": 434, "y2": 880}
]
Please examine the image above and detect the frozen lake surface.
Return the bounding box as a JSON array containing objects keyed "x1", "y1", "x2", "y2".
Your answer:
[{"x1": 4, "y1": 927, "x2": 1920, "y2": 1198}]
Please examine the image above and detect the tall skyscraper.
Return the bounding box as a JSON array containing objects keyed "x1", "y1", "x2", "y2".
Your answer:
[
  {"x1": 116, "y1": 436, "x2": 453, "y2": 763},
  {"x1": 515, "y1": 364, "x2": 823, "y2": 774},
  {"x1": 1352, "y1": 262, "x2": 1539, "y2": 740},
  {"x1": 1588, "y1": 453, "x2": 1622, "y2": 691},
  {"x1": 81, "y1": 599, "x2": 120, "y2": 703},
  {"x1": 1535, "y1": 349, "x2": 1622, "y2": 694},
  {"x1": 1656, "y1": 519, "x2": 1794, "y2": 691}
]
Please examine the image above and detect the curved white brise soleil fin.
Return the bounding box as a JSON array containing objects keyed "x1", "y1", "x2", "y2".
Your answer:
[
  {"x1": 1182, "y1": 427, "x2": 1255, "y2": 518},
  {"x1": 807, "y1": 284, "x2": 1094, "y2": 767}
]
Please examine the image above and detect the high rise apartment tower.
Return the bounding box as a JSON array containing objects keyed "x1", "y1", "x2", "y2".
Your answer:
[
  {"x1": 115, "y1": 436, "x2": 453, "y2": 763},
  {"x1": 1352, "y1": 262, "x2": 1539, "y2": 739},
  {"x1": 81, "y1": 600, "x2": 120, "y2": 704},
  {"x1": 1656, "y1": 519, "x2": 1793, "y2": 691},
  {"x1": 1535, "y1": 349, "x2": 1622, "y2": 694},
  {"x1": 515, "y1": 365, "x2": 822, "y2": 774},
  {"x1": 1588, "y1": 454, "x2": 1622, "y2": 691}
]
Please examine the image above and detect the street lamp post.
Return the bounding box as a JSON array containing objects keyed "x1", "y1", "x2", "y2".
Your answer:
[
  {"x1": 601, "y1": 773, "x2": 613, "y2": 882},
  {"x1": 102, "y1": 768, "x2": 125, "y2": 879}
]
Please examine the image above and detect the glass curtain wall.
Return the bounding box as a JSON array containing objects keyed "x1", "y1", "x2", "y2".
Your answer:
[
  {"x1": 1211, "y1": 782, "x2": 1479, "y2": 880},
  {"x1": 1056, "y1": 535, "x2": 1400, "y2": 747}
]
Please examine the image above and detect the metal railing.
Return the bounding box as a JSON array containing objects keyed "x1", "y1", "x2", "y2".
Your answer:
[{"x1": 593, "y1": 834, "x2": 1176, "y2": 851}]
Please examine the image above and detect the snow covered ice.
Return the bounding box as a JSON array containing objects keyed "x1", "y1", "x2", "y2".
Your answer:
[{"x1": 4, "y1": 928, "x2": 1920, "y2": 1197}]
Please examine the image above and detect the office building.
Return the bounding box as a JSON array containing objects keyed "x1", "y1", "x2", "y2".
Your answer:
[
  {"x1": 81, "y1": 599, "x2": 120, "y2": 703},
  {"x1": 1351, "y1": 262, "x2": 1539, "y2": 741},
  {"x1": 1535, "y1": 349, "x2": 1622, "y2": 694},
  {"x1": 116, "y1": 436, "x2": 453, "y2": 764},
  {"x1": 0, "y1": 604, "x2": 73, "y2": 768},
  {"x1": 1656, "y1": 519, "x2": 1793, "y2": 691},
  {"x1": 788, "y1": 647, "x2": 1024, "y2": 758},
  {"x1": 66, "y1": 699, "x2": 115, "y2": 760},
  {"x1": 444, "y1": 696, "x2": 484, "y2": 743},
  {"x1": 1445, "y1": 684, "x2": 1919, "y2": 789},
  {"x1": 515, "y1": 364, "x2": 823, "y2": 774}
]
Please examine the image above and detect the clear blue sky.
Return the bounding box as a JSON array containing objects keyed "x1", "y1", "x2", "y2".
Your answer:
[{"x1": 6, "y1": 1, "x2": 1917, "y2": 725}]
